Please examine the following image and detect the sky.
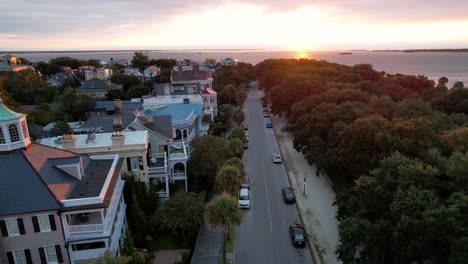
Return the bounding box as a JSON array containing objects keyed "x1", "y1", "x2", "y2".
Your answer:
[{"x1": 1, "y1": 0, "x2": 468, "y2": 51}]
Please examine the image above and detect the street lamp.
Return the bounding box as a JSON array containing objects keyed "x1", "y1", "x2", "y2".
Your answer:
[{"x1": 303, "y1": 172, "x2": 307, "y2": 195}]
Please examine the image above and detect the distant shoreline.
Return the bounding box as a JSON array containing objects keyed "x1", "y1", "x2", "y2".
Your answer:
[
  {"x1": 0, "y1": 49, "x2": 265, "y2": 54},
  {"x1": 373, "y1": 49, "x2": 468, "y2": 53}
]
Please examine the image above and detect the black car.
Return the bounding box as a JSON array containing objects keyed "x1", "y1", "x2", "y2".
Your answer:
[
  {"x1": 282, "y1": 187, "x2": 295, "y2": 204},
  {"x1": 289, "y1": 223, "x2": 306, "y2": 247},
  {"x1": 243, "y1": 142, "x2": 248, "y2": 149}
]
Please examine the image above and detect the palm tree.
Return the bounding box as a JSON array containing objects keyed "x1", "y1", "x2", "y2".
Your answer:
[
  {"x1": 216, "y1": 165, "x2": 242, "y2": 194},
  {"x1": 438, "y1": 76, "x2": 448, "y2": 87},
  {"x1": 206, "y1": 193, "x2": 242, "y2": 264}
]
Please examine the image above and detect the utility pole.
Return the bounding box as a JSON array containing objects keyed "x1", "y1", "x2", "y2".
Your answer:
[{"x1": 303, "y1": 172, "x2": 307, "y2": 195}]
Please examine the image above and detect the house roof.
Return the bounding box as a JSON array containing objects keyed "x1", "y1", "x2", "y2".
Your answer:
[
  {"x1": 200, "y1": 88, "x2": 217, "y2": 95},
  {"x1": 40, "y1": 131, "x2": 148, "y2": 149},
  {"x1": 66, "y1": 159, "x2": 114, "y2": 199},
  {"x1": 144, "y1": 103, "x2": 203, "y2": 125},
  {"x1": 0, "y1": 99, "x2": 24, "y2": 121},
  {"x1": 91, "y1": 100, "x2": 143, "y2": 114},
  {"x1": 133, "y1": 115, "x2": 173, "y2": 139},
  {"x1": 82, "y1": 113, "x2": 136, "y2": 133},
  {"x1": 77, "y1": 79, "x2": 110, "y2": 91},
  {"x1": 0, "y1": 151, "x2": 60, "y2": 216},
  {"x1": 171, "y1": 65, "x2": 212, "y2": 83},
  {"x1": 21, "y1": 144, "x2": 80, "y2": 201}
]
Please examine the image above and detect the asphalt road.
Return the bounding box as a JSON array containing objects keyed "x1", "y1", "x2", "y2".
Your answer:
[{"x1": 235, "y1": 84, "x2": 314, "y2": 264}]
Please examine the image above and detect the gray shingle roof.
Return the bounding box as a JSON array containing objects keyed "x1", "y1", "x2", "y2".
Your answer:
[
  {"x1": 81, "y1": 113, "x2": 136, "y2": 133},
  {"x1": 67, "y1": 159, "x2": 114, "y2": 199},
  {"x1": 77, "y1": 79, "x2": 110, "y2": 91},
  {"x1": 0, "y1": 151, "x2": 59, "y2": 216},
  {"x1": 135, "y1": 115, "x2": 173, "y2": 139}
]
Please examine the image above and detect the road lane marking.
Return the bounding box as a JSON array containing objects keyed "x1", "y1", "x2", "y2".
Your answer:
[{"x1": 262, "y1": 149, "x2": 274, "y2": 233}]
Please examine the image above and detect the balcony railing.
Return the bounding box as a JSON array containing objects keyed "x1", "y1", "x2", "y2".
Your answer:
[
  {"x1": 173, "y1": 172, "x2": 187, "y2": 180},
  {"x1": 148, "y1": 152, "x2": 168, "y2": 174},
  {"x1": 69, "y1": 224, "x2": 104, "y2": 234}
]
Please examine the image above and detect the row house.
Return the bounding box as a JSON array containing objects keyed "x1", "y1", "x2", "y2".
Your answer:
[
  {"x1": 85, "y1": 68, "x2": 112, "y2": 81},
  {"x1": 0, "y1": 99, "x2": 126, "y2": 264}
]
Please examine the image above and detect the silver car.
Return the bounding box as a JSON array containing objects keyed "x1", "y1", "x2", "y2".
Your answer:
[{"x1": 272, "y1": 153, "x2": 282, "y2": 163}]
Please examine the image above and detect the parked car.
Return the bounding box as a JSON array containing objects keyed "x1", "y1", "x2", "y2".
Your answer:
[
  {"x1": 282, "y1": 187, "x2": 295, "y2": 204},
  {"x1": 263, "y1": 111, "x2": 270, "y2": 118},
  {"x1": 238, "y1": 188, "x2": 251, "y2": 209},
  {"x1": 243, "y1": 123, "x2": 248, "y2": 130},
  {"x1": 272, "y1": 153, "x2": 282, "y2": 163},
  {"x1": 244, "y1": 142, "x2": 249, "y2": 149},
  {"x1": 266, "y1": 120, "x2": 272, "y2": 128},
  {"x1": 241, "y1": 176, "x2": 250, "y2": 189},
  {"x1": 289, "y1": 223, "x2": 307, "y2": 247}
]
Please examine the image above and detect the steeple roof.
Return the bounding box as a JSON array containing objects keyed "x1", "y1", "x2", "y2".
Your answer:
[{"x1": 0, "y1": 99, "x2": 24, "y2": 121}]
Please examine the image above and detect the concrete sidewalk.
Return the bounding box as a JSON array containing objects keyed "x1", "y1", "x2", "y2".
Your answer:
[
  {"x1": 190, "y1": 225, "x2": 235, "y2": 264},
  {"x1": 271, "y1": 115, "x2": 342, "y2": 264}
]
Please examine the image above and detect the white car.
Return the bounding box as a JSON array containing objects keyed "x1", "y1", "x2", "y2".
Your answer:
[
  {"x1": 272, "y1": 153, "x2": 283, "y2": 163},
  {"x1": 238, "y1": 188, "x2": 251, "y2": 209}
]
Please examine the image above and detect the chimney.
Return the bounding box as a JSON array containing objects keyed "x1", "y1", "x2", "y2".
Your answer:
[
  {"x1": 113, "y1": 117, "x2": 123, "y2": 131},
  {"x1": 114, "y1": 99, "x2": 122, "y2": 113},
  {"x1": 183, "y1": 98, "x2": 190, "y2": 104},
  {"x1": 61, "y1": 134, "x2": 76, "y2": 149},
  {"x1": 145, "y1": 116, "x2": 154, "y2": 124},
  {"x1": 111, "y1": 131, "x2": 126, "y2": 146},
  {"x1": 85, "y1": 129, "x2": 96, "y2": 144}
]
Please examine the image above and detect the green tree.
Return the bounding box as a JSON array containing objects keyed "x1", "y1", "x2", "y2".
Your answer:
[
  {"x1": 50, "y1": 120, "x2": 72, "y2": 136},
  {"x1": 126, "y1": 85, "x2": 151, "y2": 99},
  {"x1": 131, "y1": 52, "x2": 150, "y2": 71},
  {"x1": 229, "y1": 127, "x2": 246, "y2": 142},
  {"x1": 106, "y1": 88, "x2": 128, "y2": 100},
  {"x1": 227, "y1": 138, "x2": 244, "y2": 158},
  {"x1": 223, "y1": 157, "x2": 245, "y2": 176},
  {"x1": 188, "y1": 135, "x2": 230, "y2": 192},
  {"x1": 453, "y1": 81, "x2": 464, "y2": 89},
  {"x1": 216, "y1": 165, "x2": 242, "y2": 194},
  {"x1": 218, "y1": 84, "x2": 239, "y2": 105},
  {"x1": 157, "y1": 192, "x2": 204, "y2": 236},
  {"x1": 92, "y1": 253, "x2": 131, "y2": 264},
  {"x1": 111, "y1": 74, "x2": 142, "y2": 92},
  {"x1": 153, "y1": 58, "x2": 177, "y2": 69},
  {"x1": 232, "y1": 108, "x2": 245, "y2": 126},
  {"x1": 437, "y1": 76, "x2": 449, "y2": 88},
  {"x1": 206, "y1": 193, "x2": 242, "y2": 264},
  {"x1": 49, "y1": 56, "x2": 82, "y2": 69},
  {"x1": 86, "y1": 59, "x2": 102, "y2": 67}
]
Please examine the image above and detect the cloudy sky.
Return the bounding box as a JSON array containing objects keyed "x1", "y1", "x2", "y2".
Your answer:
[{"x1": 1, "y1": 0, "x2": 468, "y2": 51}]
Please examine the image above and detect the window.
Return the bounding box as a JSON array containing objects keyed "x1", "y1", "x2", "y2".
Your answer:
[
  {"x1": 45, "y1": 245, "x2": 58, "y2": 264},
  {"x1": 38, "y1": 215, "x2": 51, "y2": 232},
  {"x1": 32, "y1": 215, "x2": 55, "y2": 233},
  {"x1": 39, "y1": 245, "x2": 62, "y2": 264},
  {"x1": 128, "y1": 156, "x2": 143, "y2": 171},
  {"x1": 13, "y1": 250, "x2": 27, "y2": 264},
  {"x1": 21, "y1": 120, "x2": 28, "y2": 139},
  {"x1": 0, "y1": 127, "x2": 5, "y2": 144},
  {"x1": 5, "y1": 218, "x2": 20, "y2": 236},
  {"x1": 9, "y1": 124, "x2": 20, "y2": 142}
]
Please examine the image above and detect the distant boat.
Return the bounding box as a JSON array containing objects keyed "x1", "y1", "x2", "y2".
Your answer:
[{"x1": 339, "y1": 52, "x2": 353, "y2": 55}]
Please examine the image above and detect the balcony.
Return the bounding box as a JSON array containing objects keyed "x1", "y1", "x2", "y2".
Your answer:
[
  {"x1": 148, "y1": 152, "x2": 168, "y2": 174},
  {"x1": 169, "y1": 143, "x2": 188, "y2": 161},
  {"x1": 67, "y1": 212, "x2": 103, "y2": 235},
  {"x1": 173, "y1": 172, "x2": 187, "y2": 180}
]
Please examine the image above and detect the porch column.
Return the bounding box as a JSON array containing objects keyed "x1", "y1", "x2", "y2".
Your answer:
[{"x1": 165, "y1": 175, "x2": 170, "y2": 197}]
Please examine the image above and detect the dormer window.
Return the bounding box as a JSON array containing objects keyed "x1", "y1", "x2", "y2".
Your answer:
[
  {"x1": 0, "y1": 127, "x2": 5, "y2": 144},
  {"x1": 9, "y1": 124, "x2": 20, "y2": 142}
]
